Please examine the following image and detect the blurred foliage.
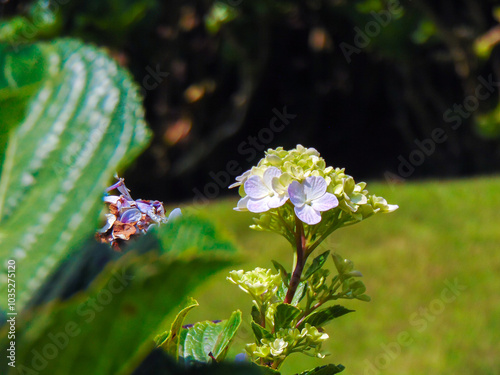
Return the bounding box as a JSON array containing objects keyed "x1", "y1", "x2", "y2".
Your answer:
[
  {"x1": 0, "y1": 38, "x2": 150, "y2": 309},
  {"x1": 0, "y1": 215, "x2": 241, "y2": 375}
]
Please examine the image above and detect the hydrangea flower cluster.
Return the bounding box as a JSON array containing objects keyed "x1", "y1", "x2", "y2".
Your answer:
[
  {"x1": 246, "y1": 323, "x2": 329, "y2": 363},
  {"x1": 227, "y1": 252, "x2": 371, "y2": 369},
  {"x1": 227, "y1": 268, "x2": 281, "y2": 306},
  {"x1": 230, "y1": 145, "x2": 398, "y2": 249},
  {"x1": 96, "y1": 177, "x2": 181, "y2": 250}
]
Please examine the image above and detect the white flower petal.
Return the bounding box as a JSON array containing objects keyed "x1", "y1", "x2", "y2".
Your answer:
[
  {"x1": 263, "y1": 167, "x2": 282, "y2": 189},
  {"x1": 311, "y1": 192, "x2": 338, "y2": 212},
  {"x1": 386, "y1": 204, "x2": 399, "y2": 212},
  {"x1": 234, "y1": 196, "x2": 250, "y2": 211},
  {"x1": 288, "y1": 180, "x2": 306, "y2": 207},
  {"x1": 295, "y1": 204, "x2": 322, "y2": 225},
  {"x1": 247, "y1": 197, "x2": 271, "y2": 213},
  {"x1": 245, "y1": 176, "x2": 269, "y2": 199},
  {"x1": 303, "y1": 176, "x2": 327, "y2": 201}
]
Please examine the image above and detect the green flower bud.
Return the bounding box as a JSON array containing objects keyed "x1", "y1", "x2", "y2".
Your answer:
[
  {"x1": 227, "y1": 268, "x2": 281, "y2": 303},
  {"x1": 301, "y1": 323, "x2": 329, "y2": 346}
]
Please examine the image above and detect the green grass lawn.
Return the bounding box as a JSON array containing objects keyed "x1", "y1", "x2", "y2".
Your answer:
[{"x1": 179, "y1": 176, "x2": 500, "y2": 374}]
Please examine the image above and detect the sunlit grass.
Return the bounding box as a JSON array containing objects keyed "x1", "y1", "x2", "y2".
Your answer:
[{"x1": 179, "y1": 176, "x2": 500, "y2": 374}]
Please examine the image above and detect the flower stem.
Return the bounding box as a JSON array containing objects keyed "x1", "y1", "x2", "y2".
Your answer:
[{"x1": 285, "y1": 215, "x2": 306, "y2": 304}]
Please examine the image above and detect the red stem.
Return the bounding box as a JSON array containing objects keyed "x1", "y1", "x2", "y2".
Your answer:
[{"x1": 284, "y1": 215, "x2": 306, "y2": 304}]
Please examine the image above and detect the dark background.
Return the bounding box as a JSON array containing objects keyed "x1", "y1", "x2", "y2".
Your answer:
[{"x1": 3, "y1": 0, "x2": 500, "y2": 203}]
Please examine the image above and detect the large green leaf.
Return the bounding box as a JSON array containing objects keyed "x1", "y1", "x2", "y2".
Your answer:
[
  {"x1": 298, "y1": 305, "x2": 354, "y2": 330},
  {"x1": 0, "y1": 38, "x2": 151, "y2": 309},
  {"x1": 179, "y1": 310, "x2": 242, "y2": 365},
  {"x1": 1, "y1": 223, "x2": 236, "y2": 375}
]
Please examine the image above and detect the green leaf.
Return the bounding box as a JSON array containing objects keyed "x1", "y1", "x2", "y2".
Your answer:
[
  {"x1": 0, "y1": 39, "x2": 151, "y2": 309},
  {"x1": 303, "y1": 250, "x2": 330, "y2": 280},
  {"x1": 296, "y1": 364, "x2": 345, "y2": 374},
  {"x1": 179, "y1": 310, "x2": 242, "y2": 364},
  {"x1": 276, "y1": 280, "x2": 307, "y2": 305},
  {"x1": 298, "y1": 305, "x2": 354, "y2": 330},
  {"x1": 274, "y1": 303, "x2": 301, "y2": 331},
  {"x1": 157, "y1": 297, "x2": 200, "y2": 360},
  {"x1": 252, "y1": 363, "x2": 281, "y2": 374},
  {"x1": 251, "y1": 305, "x2": 261, "y2": 324},
  {"x1": 332, "y1": 254, "x2": 354, "y2": 275},
  {"x1": 2, "y1": 217, "x2": 236, "y2": 375},
  {"x1": 356, "y1": 294, "x2": 371, "y2": 302},
  {"x1": 292, "y1": 281, "x2": 308, "y2": 305},
  {"x1": 272, "y1": 259, "x2": 289, "y2": 286},
  {"x1": 251, "y1": 321, "x2": 273, "y2": 343}
]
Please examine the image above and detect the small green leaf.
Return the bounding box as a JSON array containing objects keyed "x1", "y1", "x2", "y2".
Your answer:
[
  {"x1": 274, "y1": 303, "x2": 302, "y2": 331},
  {"x1": 298, "y1": 305, "x2": 354, "y2": 329},
  {"x1": 349, "y1": 280, "x2": 367, "y2": 296},
  {"x1": 251, "y1": 305, "x2": 261, "y2": 324},
  {"x1": 332, "y1": 254, "x2": 354, "y2": 275},
  {"x1": 296, "y1": 363, "x2": 345, "y2": 374},
  {"x1": 251, "y1": 321, "x2": 273, "y2": 343},
  {"x1": 303, "y1": 250, "x2": 330, "y2": 280},
  {"x1": 272, "y1": 259, "x2": 289, "y2": 286},
  {"x1": 277, "y1": 280, "x2": 307, "y2": 305},
  {"x1": 179, "y1": 310, "x2": 242, "y2": 364},
  {"x1": 356, "y1": 294, "x2": 371, "y2": 302},
  {"x1": 292, "y1": 281, "x2": 308, "y2": 305},
  {"x1": 157, "y1": 297, "x2": 199, "y2": 360},
  {"x1": 276, "y1": 282, "x2": 287, "y2": 301}
]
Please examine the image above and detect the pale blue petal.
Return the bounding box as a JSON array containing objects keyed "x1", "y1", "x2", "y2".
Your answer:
[
  {"x1": 267, "y1": 194, "x2": 288, "y2": 209},
  {"x1": 247, "y1": 197, "x2": 271, "y2": 213},
  {"x1": 168, "y1": 208, "x2": 182, "y2": 221},
  {"x1": 303, "y1": 176, "x2": 327, "y2": 201},
  {"x1": 288, "y1": 180, "x2": 306, "y2": 207},
  {"x1": 136, "y1": 201, "x2": 152, "y2": 214},
  {"x1": 104, "y1": 195, "x2": 120, "y2": 204},
  {"x1": 295, "y1": 204, "x2": 321, "y2": 225},
  {"x1": 245, "y1": 176, "x2": 269, "y2": 199},
  {"x1": 311, "y1": 192, "x2": 338, "y2": 212},
  {"x1": 120, "y1": 208, "x2": 142, "y2": 223}
]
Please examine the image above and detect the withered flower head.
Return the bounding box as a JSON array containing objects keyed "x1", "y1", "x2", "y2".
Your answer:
[{"x1": 96, "y1": 177, "x2": 181, "y2": 250}]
